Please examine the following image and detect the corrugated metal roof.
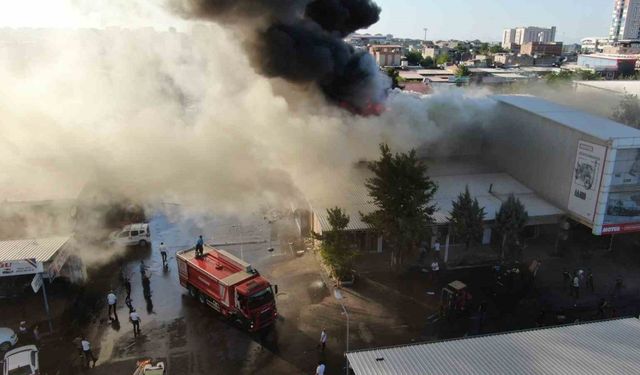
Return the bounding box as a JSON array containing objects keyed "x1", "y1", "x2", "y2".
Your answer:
[
  {"x1": 347, "y1": 318, "x2": 640, "y2": 375},
  {"x1": 493, "y1": 94, "x2": 640, "y2": 143},
  {"x1": 432, "y1": 173, "x2": 563, "y2": 223},
  {"x1": 0, "y1": 236, "x2": 71, "y2": 262}
]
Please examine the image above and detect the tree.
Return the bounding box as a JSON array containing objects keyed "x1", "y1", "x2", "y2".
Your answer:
[
  {"x1": 455, "y1": 65, "x2": 471, "y2": 77},
  {"x1": 612, "y1": 94, "x2": 640, "y2": 128},
  {"x1": 449, "y1": 186, "x2": 486, "y2": 251},
  {"x1": 489, "y1": 45, "x2": 506, "y2": 54},
  {"x1": 421, "y1": 56, "x2": 435, "y2": 68},
  {"x1": 405, "y1": 51, "x2": 423, "y2": 66},
  {"x1": 576, "y1": 69, "x2": 601, "y2": 81},
  {"x1": 436, "y1": 53, "x2": 450, "y2": 65},
  {"x1": 495, "y1": 195, "x2": 528, "y2": 259},
  {"x1": 362, "y1": 144, "x2": 438, "y2": 269},
  {"x1": 314, "y1": 207, "x2": 358, "y2": 280},
  {"x1": 385, "y1": 67, "x2": 401, "y2": 89},
  {"x1": 546, "y1": 70, "x2": 574, "y2": 84}
]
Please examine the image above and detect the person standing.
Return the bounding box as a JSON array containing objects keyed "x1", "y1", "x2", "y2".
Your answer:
[
  {"x1": 433, "y1": 240, "x2": 441, "y2": 260},
  {"x1": 571, "y1": 274, "x2": 580, "y2": 300},
  {"x1": 430, "y1": 260, "x2": 440, "y2": 282},
  {"x1": 587, "y1": 269, "x2": 595, "y2": 293},
  {"x1": 125, "y1": 295, "x2": 134, "y2": 313},
  {"x1": 315, "y1": 361, "x2": 326, "y2": 375},
  {"x1": 124, "y1": 277, "x2": 131, "y2": 299},
  {"x1": 159, "y1": 242, "x2": 168, "y2": 266},
  {"x1": 139, "y1": 260, "x2": 146, "y2": 276},
  {"x1": 129, "y1": 309, "x2": 141, "y2": 337},
  {"x1": 319, "y1": 329, "x2": 327, "y2": 352},
  {"x1": 32, "y1": 325, "x2": 41, "y2": 347},
  {"x1": 81, "y1": 337, "x2": 97, "y2": 368},
  {"x1": 18, "y1": 321, "x2": 28, "y2": 342},
  {"x1": 107, "y1": 290, "x2": 118, "y2": 321},
  {"x1": 195, "y1": 235, "x2": 204, "y2": 257}
]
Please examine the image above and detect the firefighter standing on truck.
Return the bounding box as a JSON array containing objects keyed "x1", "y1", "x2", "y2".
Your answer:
[{"x1": 195, "y1": 235, "x2": 204, "y2": 257}]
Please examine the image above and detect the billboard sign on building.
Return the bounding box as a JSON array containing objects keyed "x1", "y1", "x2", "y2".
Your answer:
[
  {"x1": 568, "y1": 141, "x2": 607, "y2": 223},
  {"x1": 0, "y1": 258, "x2": 44, "y2": 277},
  {"x1": 601, "y1": 148, "x2": 640, "y2": 234}
]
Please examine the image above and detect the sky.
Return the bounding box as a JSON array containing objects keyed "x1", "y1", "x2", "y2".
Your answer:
[
  {"x1": 0, "y1": 0, "x2": 613, "y2": 43},
  {"x1": 364, "y1": 0, "x2": 613, "y2": 43}
]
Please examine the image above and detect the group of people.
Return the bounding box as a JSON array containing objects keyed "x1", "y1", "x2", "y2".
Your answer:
[
  {"x1": 16, "y1": 321, "x2": 41, "y2": 347},
  {"x1": 564, "y1": 268, "x2": 595, "y2": 301}
]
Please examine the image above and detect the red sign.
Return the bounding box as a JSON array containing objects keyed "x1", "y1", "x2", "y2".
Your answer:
[{"x1": 601, "y1": 223, "x2": 640, "y2": 234}]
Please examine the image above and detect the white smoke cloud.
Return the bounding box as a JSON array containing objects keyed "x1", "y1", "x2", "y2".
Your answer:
[{"x1": 0, "y1": 22, "x2": 494, "y2": 217}]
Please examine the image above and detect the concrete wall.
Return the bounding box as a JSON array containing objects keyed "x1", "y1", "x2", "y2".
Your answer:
[{"x1": 484, "y1": 102, "x2": 608, "y2": 215}]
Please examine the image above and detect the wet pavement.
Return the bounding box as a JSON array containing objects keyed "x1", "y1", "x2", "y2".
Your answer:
[{"x1": 68, "y1": 207, "x2": 352, "y2": 375}]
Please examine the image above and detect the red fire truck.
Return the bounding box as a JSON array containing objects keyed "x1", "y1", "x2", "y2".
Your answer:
[{"x1": 176, "y1": 245, "x2": 277, "y2": 331}]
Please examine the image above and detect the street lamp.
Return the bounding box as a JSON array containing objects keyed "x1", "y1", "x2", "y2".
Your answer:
[
  {"x1": 232, "y1": 224, "x2": 244, "y2": 260},
  {"x1": 333, "y1": 288, "x2": 350, "y2": 375}
]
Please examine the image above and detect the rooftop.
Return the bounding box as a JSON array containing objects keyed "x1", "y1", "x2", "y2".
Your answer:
[
  {"x1": 0, "y1": 236, "x2": 71, "y2": 262},
  {"x1": 574, "y1": 80, "x2": 640, "y2": 97},
  {"x1": 493, "y1": 94, "x2": 640, "y2": 144},
  {"x1": 184, "y1": 246, "x2": 256, "y2": 287},
  {"x1": 347, "y1": 318, "x2": 640, "y2": 375},
  {"x1": 311, "y1": 159, "x2": 562, "y2": 231}
]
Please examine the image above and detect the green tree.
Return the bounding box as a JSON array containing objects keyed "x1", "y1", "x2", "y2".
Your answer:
[
  {"x1": 455, "y1": 65, "x2": 471, "y2": 77},
  {"x1": 421, "y1": 56, "x2": 435, "y2": 68},
  {"x1": 362, "y1": 144, "x2": 438, "y2": 269},
  {"x1": 436, "y1": 53, "x2": 450, "y2": 65},
  {"x1": 495, "y1": 194, "x2": 528, "y2": 259},
  {"x1": 449, "y1": 186, "x2": 486, "y2": 251},
  {"x1": 489, "y1": 45, "x2": 506, "y2": 54},
  {"x1": 576, "y1": 69, "x2": 601, "y2": 81},
  {"x1": 314, "y1": 207, "x2": 358, "y2": 279},
  {"x1": 546, "y1": 70, "x2": 575, "y2": 84},
  {"x1": 404, "y1": 51, "x2": 423, "y2": 66},
  {"x1": 612, "y1": 94, "x2": 640, "y2": 128},
  {"x1": 385, "y1": 67, "x2": 401, "y2": 89}
]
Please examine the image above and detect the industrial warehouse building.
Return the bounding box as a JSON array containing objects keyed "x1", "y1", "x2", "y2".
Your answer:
[
  {"x1": 309, "y1": 94, "x2": 640, "y2": 256},
  {"x1": 346, "y1": 317, "x2": 640, "y2": 375}
]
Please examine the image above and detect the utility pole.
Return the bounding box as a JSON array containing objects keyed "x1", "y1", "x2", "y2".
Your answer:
[
  {"x1": 334, "y1": 289, "x2": 350, "y2": 375},
  {"x1": 423, "y1": 27, "x2": 428, "y2": 41}
]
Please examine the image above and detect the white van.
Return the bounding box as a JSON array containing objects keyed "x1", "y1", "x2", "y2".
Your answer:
[
  {"x1": 3, "y1": 345, "x2": 38, "y2": 375},
  {"x1": 109, "y1": 223, "x2": 150, "y2": 247}
]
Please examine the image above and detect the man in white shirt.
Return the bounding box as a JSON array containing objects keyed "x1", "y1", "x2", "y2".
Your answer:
[
  {"x1": 129, "y1": 309, "x2": 142, "y2": 337},
  {"x1": 107, "y1": 291, "x2": 118, "y2": 321},
  {"x1": 431, "y1": 260, "x2": 440, "y2": 282},
  {"x1": 319, "y1": 329, "x2": 327, "y2": 352},
  {"x1": 81, "y1": 337, "x2": 97, "y2": 368},
  {"x1": 159, "y1": 242, "x2": 168, "y2": 266},
  {"x1": 316, "y1": 361, "x2": 326, "y2": 375},
  {"x1": 433, "y1": 240, "x2": 441, "y2": 260}
]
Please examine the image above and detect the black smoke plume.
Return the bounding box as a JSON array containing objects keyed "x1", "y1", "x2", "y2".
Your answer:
[{"x1": 172, "y1": 0, "x2": 388, "y2": 114}]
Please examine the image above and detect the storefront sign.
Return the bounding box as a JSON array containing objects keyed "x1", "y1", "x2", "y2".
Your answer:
[{"x1": 0, "y1": 258, "x2": 44, "y2": 277}]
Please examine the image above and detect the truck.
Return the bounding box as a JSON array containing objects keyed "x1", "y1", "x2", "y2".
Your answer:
[{"x1": 176, "y1": 245, "x2": 277, "y2": 331}]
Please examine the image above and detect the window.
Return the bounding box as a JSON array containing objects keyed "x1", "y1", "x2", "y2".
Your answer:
[
  {"x1": 130, "y1": 231, "x2": 139, "y2": 236},
  {"x1": 247, "y1": 288, "x2": 274, "y2": 309},
  {"x1": 118, "y1": 231, "x2": 129, "y2": 238}
]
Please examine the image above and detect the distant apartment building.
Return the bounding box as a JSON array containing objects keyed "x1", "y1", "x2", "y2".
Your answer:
[
  {"x1": 520, "y1": 42, "x2": 563, "y2": 57},
  {"x1": 580, "y1": 37, "x2": 610, "y2": 53},
  {"x1": 609, "y1": 0, "x2": 640, "y2": 41},
  {"x1": 422, "y1": 45, "x2": 449, "y2": 60},
  {"x1": 502, "y1": 26, "x2": 557, "y2": 49},
  {"x1": 368, "y1": 45, "x2": 403, "y2": 67}
]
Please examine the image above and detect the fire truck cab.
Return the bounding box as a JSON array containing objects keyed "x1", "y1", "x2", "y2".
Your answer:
[{"x1": 176, "y1": 246, "x2": 277, "y2": 331}]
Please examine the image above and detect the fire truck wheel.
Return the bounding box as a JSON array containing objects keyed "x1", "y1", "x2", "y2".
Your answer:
[{"x1": 188, "y1": 285, "x2": 197, "y2": 298}]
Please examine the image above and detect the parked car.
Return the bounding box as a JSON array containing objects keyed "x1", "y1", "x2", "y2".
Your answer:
[
  {"x1": 2, "y1": 345, "x2": 38, "y2": 375},
  {"x1": 108, "y1": 223, "x2": 151, "y2": 247},
  {"x1": 0, "y1": 328, "x2": 17, "y2": 352}
]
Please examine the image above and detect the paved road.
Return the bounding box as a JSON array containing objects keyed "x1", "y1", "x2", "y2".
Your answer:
[{"x1": 77, "y1": 207, "x2": 347, "y2": 375}]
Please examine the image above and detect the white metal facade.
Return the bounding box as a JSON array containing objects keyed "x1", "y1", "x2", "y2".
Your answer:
[{"x1": 347, "y1": 318, "x2": 640, "y2": 375}]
